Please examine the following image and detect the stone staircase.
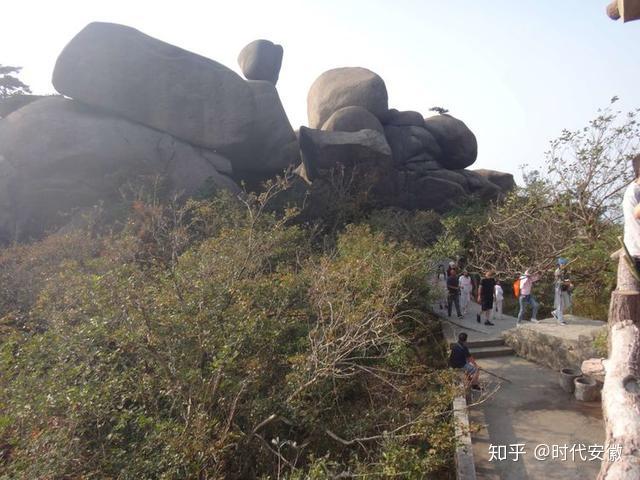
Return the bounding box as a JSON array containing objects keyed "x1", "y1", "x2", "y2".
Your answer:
[{"x1": 450, "y1": 338, "x2": 514, "y2": 359}]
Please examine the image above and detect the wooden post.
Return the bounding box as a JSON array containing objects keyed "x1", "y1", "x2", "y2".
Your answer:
[{"x1": 598, "y1": 255, "x2": 640, "y2": 479}]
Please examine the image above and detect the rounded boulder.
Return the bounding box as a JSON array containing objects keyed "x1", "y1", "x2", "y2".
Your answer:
[
  {"x1": 307, "y1": 67, "x2": 388, "y2": 128},
  {"x1": 321, "y1": 106, "x2": 384, "y2": 134},
  {"x1": 423, "y1": 114, "x2": 478, "y2": 169},
  {"x1": 237, "y1": 39, "x2": 284, "y2": 85}
]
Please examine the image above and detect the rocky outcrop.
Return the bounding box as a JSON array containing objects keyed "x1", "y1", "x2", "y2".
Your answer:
[
  {"x1": 298, "y1": 126, "x2": 391, "y2": 180},
  {"x1": 321, "y1": 106, "x2": 384, "y2": 134},
  {"x1": 0, "y1": 97, "x2": 238, "y2": 242},
  {"x1": 53, "y1": 22, "x2": 256, "y2": 159},
  {"x1": 238, "y1": 39, "x2": 283, "y2": 85},
  {"x1": 52, "y1": 23, "x2": 297, "y2": 174},
  {"x1": 0, "y1": 22, "x2": 517, "y2": 240},
  {"x1": 307, "y1": 67, "x2": 388, "y2": 128},
  {"x1": 423, "y1": 114, "x2": 478, "y2": 170},
  {"x1": 244, "y1": 80, "x2": 299, "y2": 173}
]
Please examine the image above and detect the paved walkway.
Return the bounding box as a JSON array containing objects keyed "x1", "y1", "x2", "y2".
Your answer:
[
  {"x1": 469, "y1": 357, "x2": 604, "y2": 480},
  {"x1": 433, "y1": 298, "x2": 605, "y2": 479},
  {"x1": 436, "y1": 298, "x2": 518, "y2": 345}
]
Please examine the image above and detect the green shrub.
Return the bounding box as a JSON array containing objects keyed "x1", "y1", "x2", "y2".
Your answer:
[{"x1": 0, "y1": 192, "x2": 456, "y2": 479}]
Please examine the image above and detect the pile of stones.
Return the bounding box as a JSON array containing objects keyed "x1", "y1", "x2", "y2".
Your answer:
[{"x1": 0, "y1": 22, "x2": 514, "y2": 241}]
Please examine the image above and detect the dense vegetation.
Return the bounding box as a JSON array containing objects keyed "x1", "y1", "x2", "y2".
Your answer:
[{"x1": 0, "y1": 183, "x2": 460, "y2": 479}]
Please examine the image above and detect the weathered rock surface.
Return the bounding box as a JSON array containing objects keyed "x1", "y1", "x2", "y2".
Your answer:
[
  {"x1": 384, "y1": 125, "x2": 443, "y2": 167},
  {"x1": 307, "y1": 67, "x2": 388, "y2": 128},
  {"x1": 243, "y1": 80, "x2": 299, "y2": 173},
  {"x1": 383, "y1": 109, "x2": 424, "y2": 127},
  {"x1": 321, "y1": 106, "x2": 384, "y2": 134},
  {"x1": 0, "y1": 94, "x2": 47, "y2": 118},
  {"x1": 0, "y1": 97, "x2": 238, "y2": 242},
  {"x1": 238, "y1": 39, "x2": 283, "y2": 85},
  {"x1": 472, "y1": 169, "x2": 516, "y2": 192},
  {"x1": 423, "y1": 114, "x2": 477, "y2": 170},
  {"x1": 298, "y1": 126, "x2": 391, "y2": 180},
  {"x1": 52, "y1": 22, "x2": 256, "y2": 160}
]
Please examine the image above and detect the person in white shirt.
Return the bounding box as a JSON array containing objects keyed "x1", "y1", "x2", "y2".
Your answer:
[
  {"x1": 494, "y1": 281, "x2": 504, "y2": 320},
  {"x1": 551, "y1": 259, "x2": 572, "y2": 325},
  {"x1": 459, "y1": 270, "x2": 473, "y2": 315},
  {"x1": 623, "y1": 155, "x2": 640, "y2": 272}
]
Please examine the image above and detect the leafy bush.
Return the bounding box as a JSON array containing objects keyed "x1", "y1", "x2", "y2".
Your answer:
[{"x1": 0, "y1": 190, "x2": 457, "y2": 479}]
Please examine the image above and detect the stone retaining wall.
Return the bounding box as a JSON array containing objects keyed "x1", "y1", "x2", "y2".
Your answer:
[{"x1": 503, "y1": 323, "x2": 605, "y2": 371}]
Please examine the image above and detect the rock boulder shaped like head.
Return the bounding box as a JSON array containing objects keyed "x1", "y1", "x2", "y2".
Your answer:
[{"x1": 307, "y1": 67, "x2": 388, "y2": 129}]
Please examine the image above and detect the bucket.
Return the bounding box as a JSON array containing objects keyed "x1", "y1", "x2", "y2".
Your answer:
[
  {"x1": 574, "y1": 376, "x2": 599, "y2": 402},
  {"x1": 559, "y1": 368, "x2": 582, "y2": 393}
]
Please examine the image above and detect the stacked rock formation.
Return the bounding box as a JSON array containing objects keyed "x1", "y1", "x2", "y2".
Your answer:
[
  {"x1": 0, "y1": 22, "x2": 514, "y2": 242},
  {"x1": 300, "y1": 67, "x2": 514, "y2": 212},
  {"x1": 0, "y1": 22, "x2": 298, "y2": 241}
]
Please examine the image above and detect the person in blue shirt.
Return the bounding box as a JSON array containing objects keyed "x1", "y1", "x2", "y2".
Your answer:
[{"x1": 449, "y1": 332, "x2": 481, "y2": 390}]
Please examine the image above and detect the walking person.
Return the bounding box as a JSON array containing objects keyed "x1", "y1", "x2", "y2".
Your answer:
[
  {"x1": 517, "y1": 269, "x2": 540, "y2": 325},
  {"x1": 447, "y1": 268, "x2": 463, "y2": 318},
  {"x1": 477, "y1": 270, "x2": 496, "y2": 326},
  {"x1": 552, "y1": 258, "x2": 572, "y2": 325},
  {"x1": 459, "y1": 270, "x2": 473, "y2": 315},
  {"x1": 436, "y1": 265, "x2": 447, "y2": 310},
  {"x1": 494, "y1": 280, "x2": 504, "y2": 320}
]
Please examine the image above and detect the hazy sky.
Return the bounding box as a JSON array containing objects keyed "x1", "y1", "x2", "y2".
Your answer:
[{"x1": 1, "y1": 0, "x2": 638, "y2": 180}]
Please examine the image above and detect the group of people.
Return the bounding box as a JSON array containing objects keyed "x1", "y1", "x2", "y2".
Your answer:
[
  {"x1": 436, "y1": 263, "x2": 505, "y2": 326},
  {"x1": 450, "y1": 153, "x2": 640, "y2": 392},
  {"x1": 437, "y1": 259, "x2": 574, "y2": 327}
]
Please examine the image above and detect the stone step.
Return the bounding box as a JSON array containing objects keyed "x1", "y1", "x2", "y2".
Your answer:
[{"x1": 470, "y1": 345, "x2": 514, "y2": 359}]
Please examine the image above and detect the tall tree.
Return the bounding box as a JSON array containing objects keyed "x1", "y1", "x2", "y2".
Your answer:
[{"x1": 0, "y1": 65, "x2": 31, "y2": 98}]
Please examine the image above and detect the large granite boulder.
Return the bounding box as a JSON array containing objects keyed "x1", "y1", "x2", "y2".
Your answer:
[
  {"x1": 0, "y1": 95, "x2": 47, "y2": 118},
  {"x1": 393, "y1": 171, "x2": 468, "y2": 213},
  {"x1": 52, "y1": 22, "x2": 256, "y2": 161},
  {"x1": 0, "y1": 97, "x2": 238, "y2": 242},
  {"x1": 307, "y1": 67, "x2": 388, "y2": 128},
  {"x1": 298, "y1": 126, "x2": 391, "y2": 180},
  {"x1": 237, "y1": 39, "x2": 283, "y2": 85},
  {"x1": 321, "y1": 106, "x2": 384, "y2": 134},
  {"x1": 423, "y1": 114, "x2": 477, "y2": 170},
  {"x1": 243, "y1": 80, "x2": 299, "y2": 173}
]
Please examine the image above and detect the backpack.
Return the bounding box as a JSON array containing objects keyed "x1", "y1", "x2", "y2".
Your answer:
[{"x1": 513, "y1": 278, "x2": 520, "y2": 298}]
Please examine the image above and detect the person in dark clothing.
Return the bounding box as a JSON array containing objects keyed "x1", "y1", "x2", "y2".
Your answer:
[
  {"x1": 477, "y1": 270, "x2": 496, "y2": 326},
  {"x1": 449, "y1": 332, "x2": 480, "y2": 389},
  {"x1": 446, "y1": 269, "x2": 463, "y2": 318}
]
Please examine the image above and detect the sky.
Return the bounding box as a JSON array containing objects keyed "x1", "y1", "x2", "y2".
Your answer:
[{"x1": 1, "y1": 0, "x2": 638, "y2": 181}]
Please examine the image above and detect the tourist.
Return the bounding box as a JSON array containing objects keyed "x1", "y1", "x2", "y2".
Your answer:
[
  {"x1": 517, "y1": 269, "x2": 540, "y2": 325},
  {"x1": 436, "y1": 264, "x2": 447, "y2": 310},
  {"x1": 449, "y1": 332, "x2": 481, "y2": 390},
  {"x1": 447, "y1": 260, "x2": 458, "y2": 277},
  {"x1": 552, "y1": 258, "x2": 572, "y2": 325},
  {"x1": 447, "y1": 268, "x2": 463, "y2": 318},
  {"x1": 623, "y1": 154, "x2": 640, "y2": 272},
  {"x1": 494, "y1": 280, "x2": 504, "y2": 320},
  {"x1": 477, "y1": 270, "x2": 496, "y2": 326},
  {"x1": 459, "y1": 270, "x2": 473, "y2": 315}
]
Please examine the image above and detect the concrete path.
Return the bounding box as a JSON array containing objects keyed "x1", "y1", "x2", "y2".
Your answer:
[
  {"x1": 433, "y1": 298, "x2": 605, "y2": 479},
  {"x1": 469, "y1": 357, "x2": 604, "y2": 480}
]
